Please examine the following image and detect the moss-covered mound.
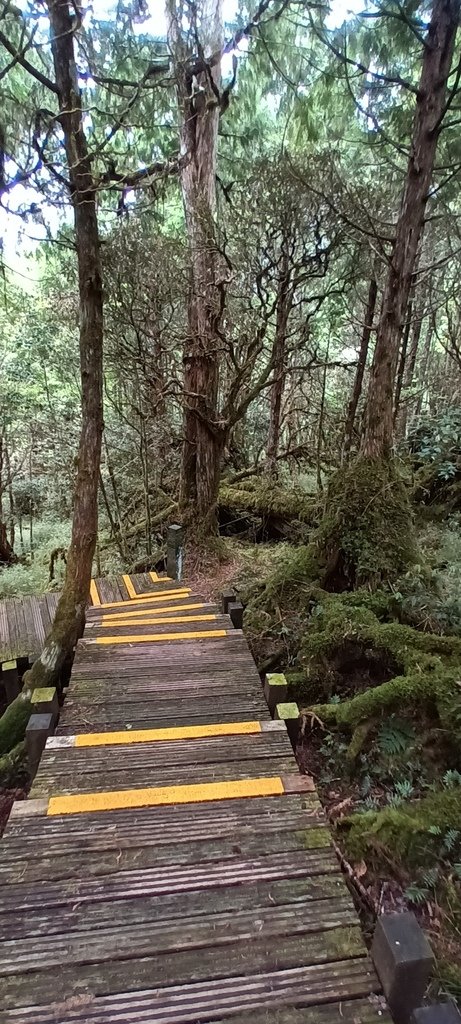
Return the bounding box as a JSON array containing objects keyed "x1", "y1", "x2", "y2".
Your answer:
[
  {"x1": 299, "y1": 593, "x2": 461, "y2": 764},
  {"x1": 340, "y1": 788, "x2": 461, "y2": 867},
  {"x1": 316, "y1": 456, "x2": 418, "y2": 590}
]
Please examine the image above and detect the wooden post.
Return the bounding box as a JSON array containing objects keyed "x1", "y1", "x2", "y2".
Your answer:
[
  {"x1": 1, "y1": 660, "x2": 20, "y2": 704},
  {"x1": 31, "y1": 687, "x2": 59, "y2": 728},
  {"x1": 221, "y1": 589, "x2": 236, "y2": 614},
  {"x1": 26, "y1": 713, "x2": 54, "y2": 777},
  {"x1": 275, "y1": 702, "x2": 300, "y2": 748},
  {"x1": 167, "y1": 524, "x2": 184, "y2": 582},
  {"x1": 228, "y1": 600, "x2": 243, "y2": 630},
  {"x1": 412, "y1": 1005, "x2": 461, "y2": 1024},
  {"x1": 371, "y1": 912, "x2": 434, "y2": 1024},
  {"x1": 264, "y1": 672, "x2": 288, "y2": 716}
]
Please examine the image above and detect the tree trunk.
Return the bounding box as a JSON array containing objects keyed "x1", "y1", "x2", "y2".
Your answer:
[
  {"x1": 343, "y1": 274, "x2": 377, "y2": 459},
  {"x1": 362, "y1": 0, "x2": 459, "y2": 458},
  {"x1": 167, "y1": 0, "x2": 225, "y2": 538},
  {"x1": 0, "y1": 433, "x2": 16, "y2": 565},
  {"x1": 396, "y1": 298, "x2": 425, "y2": 439},
  {"x1": 22, "y1": 0, "x2": 103, "y2": 688},
  {"x1": 266, "y1": 240, "x2": 292, "y2": 475},
  {"x1": 413, "y1": 312, "x2": 435, "y2": 424}
]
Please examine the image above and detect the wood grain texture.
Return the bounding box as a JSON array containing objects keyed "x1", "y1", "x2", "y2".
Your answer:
[{"x1": 0, "y1": 573, "x2": 384, "y2": 1023}]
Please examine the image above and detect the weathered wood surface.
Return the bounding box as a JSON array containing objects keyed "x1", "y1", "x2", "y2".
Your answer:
[
  {"x1": 0, "y1": 573, "x2": 390, "y2": 1023},
  {"x1": 0, "y1": 572, "x2": 171, "y2": 664}
]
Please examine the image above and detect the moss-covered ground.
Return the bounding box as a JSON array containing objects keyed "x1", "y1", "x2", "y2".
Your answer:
[{"x1": 241, "y1": 511, "x2": 461, "y2": 1004}]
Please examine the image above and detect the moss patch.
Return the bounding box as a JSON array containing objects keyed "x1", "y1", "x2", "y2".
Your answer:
[{"x1": 316, "y1": 456, "x2": 418, "y2": 590}]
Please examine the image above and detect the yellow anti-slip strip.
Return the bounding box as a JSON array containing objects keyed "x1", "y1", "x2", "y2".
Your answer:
[
  {"x1": 92, "y1": 629, "x2": 227, "y2": 645},
  {"x1": 122, "y1": 574, "x2": 138, "y2": 599},
  {"x1": 75, "y1": 721, "x2": 262, "y2": 747},
  {"x1": 98, "y1": 589, "x2": 190, "y2": 610},
  {"x1": 47, "y1": 776, "x2": 284, "y2": 816},
  {"x1": 102, "y1": 602, "x2": 206, "y2": 622},
  {"x1": 99, "y1": 613, "x2": 217, "y2": 628},
  {"x1": 89, "y1": 580, "x2": 101, "y2": 606}
]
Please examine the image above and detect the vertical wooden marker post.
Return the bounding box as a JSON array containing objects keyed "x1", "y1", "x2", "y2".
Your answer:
[{"x1": 167, "y1": 524, "x2": 184, "y2": 582}]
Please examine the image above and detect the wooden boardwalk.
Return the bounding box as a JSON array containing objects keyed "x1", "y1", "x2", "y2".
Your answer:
[
  {"x1": 0, "y1": 572, "x2": 168, "y2": 681},
  {"x1": 0, "y1": 573, "x2": 390, "y2": 1023}
]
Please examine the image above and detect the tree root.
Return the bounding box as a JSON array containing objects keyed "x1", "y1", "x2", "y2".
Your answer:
[
  {"x1": 0, "y1": 741, "x2": 29, "y2": 788},
  {"x1": 0, "y1": 689, "x2": 32, "y2": 758}
]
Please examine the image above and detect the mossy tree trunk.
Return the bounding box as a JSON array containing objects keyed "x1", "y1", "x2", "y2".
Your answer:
[
  {"x1": 266, "y1": 233, "x2": 292, "y2": 475},
  {"x1": 318, "y1": 0, "x2": 459, "y2": 590},
  {"x1": 0, "y1": 0, "x2": 104, "y2": 755},
  {"x1": 342, "y1": 272, "x2": 377, "y2": 460},
  {"x1": 362, "y1": 0, "x2": 459, "y2": 459},
  {"x1": 167, "y1": 0, "x2": 225, "y2": 539}
]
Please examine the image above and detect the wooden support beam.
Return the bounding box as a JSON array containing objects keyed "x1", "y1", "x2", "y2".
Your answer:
[
  {"x1": 31, "y1": 686, "x2": 59, "y2": 726},
  {"x1": 26, "y1": 713, "x2": 54, "y2": 778},
  {"x1": 221, "y1": 589, "x2": 236, "y2": 614},
  {"x1": 167, "y1": 523, "x2": 184, "y2": 582},
  {"x1": 1, "y1": 659, "x2": 20, "y2": 704},
  {"x1": 228, "y1": 600, "x2": 244, "y2": 630},
  {"x1": 264, "y1": 672, "x2": 288, "y2": 715},
  {"x1": 275, "y1": 701, "x2": 300, "y2": 748},
  {"x1": 371, "y1": 912, "x2": 434, "y2": 1024}
]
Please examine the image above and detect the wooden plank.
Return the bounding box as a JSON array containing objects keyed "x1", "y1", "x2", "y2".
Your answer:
[
  {"x1": 29, "y1": 595, "x2": 46, "y2": 650},
  {"x1": 6, "y1": 599, "x2": 21, "y2": 660},
  {"x1": 74, "y1": 721, "x2": 264, "y2": 746},
  {"x1": 0, "y1": 902, "x2": 361, "y2": 975},
  {"x1": 1, "y1": 954, "x2": 377, "y2": 1014},
  {"x1": 89, "y1": 579, "x2": 101, "y2": 605},
  {"x1": 46, "y1": 776, "x2": 289, "y2": 814},
  {"x1": 0, "y1": 829, "x2": 332, "y2": 885},
  {"x1": 89, "y1": 587, "x2": 191, "y2": 611},
  {"x1": 89, "y1": 628, "x2": 229, "y2": 645},
  {"x1": 0, "y1": 875, "x2": 342, "y2": 940},
  {"x1": 0, "y1": 598, "x2": 11, "y2": 661},
  {"x1": 2, "y1": 996, "x2": 388, "y2": 1024}
]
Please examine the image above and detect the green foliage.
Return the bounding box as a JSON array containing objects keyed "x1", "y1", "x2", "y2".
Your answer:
[
  {"x1": 378, "y1": 718, "x2": 416, "y2": 756},
  {"x1": 316, "y1": 456, "x2": 418, "y2": 590}
]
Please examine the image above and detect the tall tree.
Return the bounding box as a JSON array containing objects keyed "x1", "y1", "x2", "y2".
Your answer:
[
  {"x1": 0, "y1": 0, "x2": 103, "y2": 756},
  {"x1": 166, "y1": 0, "x2": 225, "y2": 538},
  {"x1": 361, "y1": 0, "x2": 460, "y2": 458}
]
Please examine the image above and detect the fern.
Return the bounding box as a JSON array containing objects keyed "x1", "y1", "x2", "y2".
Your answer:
[
  {"x1": 443, "y1": 770, "x2": 461, "y2": 788},
  {"x1": 378, "y1": 718, "x2": 415, "y2": 756},
  {"x1": 442, "y1": 829, "x2": 460, "y2": 853},
  {"x1": 405, "y1": 883, "x2": 430, "y2": 906},
  {"x1": 421, "y1": 867, "x2": 439, "y2": 888}
]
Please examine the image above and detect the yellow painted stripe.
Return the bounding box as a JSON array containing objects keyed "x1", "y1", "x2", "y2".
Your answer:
[
  {"x1": 150, "y1": 571, "x2": 159, "y2": 582},
  {"x1": 98, "y1": 613, "x2": 217, "y2": 628},
  {"x1": 101, "y1": 602, "x2": 206, "y2": 622},
  {"x1": 75, "y1": 721, "x2": 262, "y2": 747},
  {"x1": 47, "y1": 776, "x2": 284, "y2": 815},
  {"x1": 89, "y1": 580, "x2": 101, "y2": 606},
  {"x1": 92, "y1": 629, "x2": 227, "y2": 645},
  {"x1": 122, "y1": 574, "x2": 137, "y2": 600},
  {"x1": 97, "y1": 589, "x2": 191, "y2": 610}
]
